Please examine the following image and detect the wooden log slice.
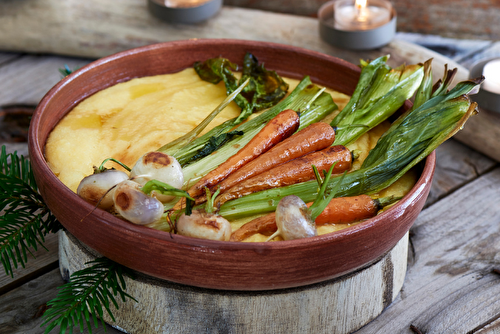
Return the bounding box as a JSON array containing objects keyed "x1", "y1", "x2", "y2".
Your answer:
[{"x1": 59, "y1": 230, "x2": 409, "y2": 334}]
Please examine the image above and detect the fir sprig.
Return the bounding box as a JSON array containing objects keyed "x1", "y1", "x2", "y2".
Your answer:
[
  {"x1": 0, "y1": 145, "x2": 62, "y2": 276},
  {"x1": 42, "y1": 257, "x2": 137, "y2": 334},
  {"x1": 59, "y1": 64, "x2": 77, "y2": 78}
]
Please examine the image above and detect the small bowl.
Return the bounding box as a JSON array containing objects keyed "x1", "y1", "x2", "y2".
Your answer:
[{"x1": 29, "y1": 39, "x2": 435, "y2": 291}]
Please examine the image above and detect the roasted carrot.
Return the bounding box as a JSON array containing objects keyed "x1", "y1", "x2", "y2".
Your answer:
[
  {"x1": 230, "y1": 213, "x2": 277, "y2": 241},
  {"x1": 215, "y1": 145, "x2": 352, "y2": 206},
  {"x1": 230, "y1": 195, "x2": 399, "y2": 241},
  {"x1": 194, "y1": 122, "x2": 335, "y2": 205},
  {"x1": 314, "y1": 195, "x2": 381, "y2": 225},
  {"x1": 215, "y1": 122, "x2": 335, "y2": 192},
  {"x1": 187, "y1": 109, "x2": 300, "y2": 199}
]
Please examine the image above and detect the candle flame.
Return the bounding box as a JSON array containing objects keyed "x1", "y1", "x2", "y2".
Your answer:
[{"x1": 355, "y1": 0, "x2": 367, "y2": 10}]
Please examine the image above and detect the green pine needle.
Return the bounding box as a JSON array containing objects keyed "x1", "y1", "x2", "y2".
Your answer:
[
  {"x1": 59, "y1": 64, "x2": 77, "y2": 78},
  {"x1": 42, "y1": 257, "x2": 137, "y2": 334},
  {"x1": 0, "y1": 145, "x2": 62, "y2": 277}
]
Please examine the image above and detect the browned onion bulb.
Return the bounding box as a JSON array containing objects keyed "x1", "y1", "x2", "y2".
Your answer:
[
  {"x1": 113, "y1": 180, "x2": 164, "y2": 225},
  {"x1": 77, "y1": 169, "x2": 129, "y2": 210}
]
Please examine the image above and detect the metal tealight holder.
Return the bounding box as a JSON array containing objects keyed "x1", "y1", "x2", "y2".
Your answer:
[
  {"x1": 148, "y1": 0, "x2": 222, "y2": 24},
  {"x1": 318, "y1": 0, "x2": 397, "y2": 50}
]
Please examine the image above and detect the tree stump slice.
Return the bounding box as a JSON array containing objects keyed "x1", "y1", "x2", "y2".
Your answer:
[{"x1": 59, "y1": 230, "x2": 409, "y2": 334}]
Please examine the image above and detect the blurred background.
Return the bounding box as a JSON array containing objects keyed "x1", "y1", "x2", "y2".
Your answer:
[{"x1": 226, "y1": 0, "x2": 500, "y2": 40}]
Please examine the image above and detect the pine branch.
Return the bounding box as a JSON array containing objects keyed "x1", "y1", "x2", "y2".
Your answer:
[
  {"x1": 42, "y1": 257, "x2": 137, "y2": 334},
  {"x1": 0, "y1": 145, "x2": 62, "y2": 276}
]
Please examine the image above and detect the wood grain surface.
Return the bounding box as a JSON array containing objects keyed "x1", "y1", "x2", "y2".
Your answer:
[
  {"x1": 356, "y1": 167, "x2": 500, "y2": 334},
  {"x1": 0, "y1": 233, "x2": 58, "y2": 296},
  {"x1": 0, "y1": 269, "x2": 121, "y2": 334}
]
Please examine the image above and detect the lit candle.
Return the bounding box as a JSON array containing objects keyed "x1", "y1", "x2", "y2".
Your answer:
[
  {"x1": 334, "y1": 0, "x2": 392, "y2": 31},
  {"x1": 163, "y1": 0, "x2": 211, "y2": 8},
  {"x1": 482, "y1": 59, "x2": 500, "y2": 95}
]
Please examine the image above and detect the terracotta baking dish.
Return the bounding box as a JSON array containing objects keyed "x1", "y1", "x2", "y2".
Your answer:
[{"x1": 28, "y1": 39, "x2": 435, "y2": 291}]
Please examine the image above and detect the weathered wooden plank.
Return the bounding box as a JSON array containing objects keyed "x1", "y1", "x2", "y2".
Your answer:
[
  {"x1": 454, "y1": 106, "x2": 500, "y2": 163},
  {"x1": 0, "y1": 54, "x2": 91, "y2": 106},
  {"x1": 0, "y1": 52, "x2": 20, "y2": 66},
  {"x1": 388, "y1": 32, "x2": 491, "y2": 63},
  {"x1": 356, "y1": 167, "x2": 500, "y2": 334},
  {"x1": 0, "y1": 269, "x2": 122, "y2": 334},
  {"x1": 425, "y1": 139, "x2": 497, "y2": 207},
  {"x1": 0, "y1": 233, "x2": 59, "y2": 296},
  {"x1": 448, "y1": 42, "x2": 500, "y2": 163},
  {"x1": 457, "y1": 41, "x2": 500, "y2": 70},
  {"x1": 477, "y1": 317, "x2": 500, "y2": 333}
]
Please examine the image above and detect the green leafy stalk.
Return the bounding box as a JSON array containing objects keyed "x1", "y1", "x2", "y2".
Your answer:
[
  {"x1": 219, "y1": 76, "x2": 482, "y2": 219},
  {"x1": 166, "y1": 118, "x2": 237, "y2": 167},
  {"x1": 331, "y1": 55, "x2": 424, "y2": 146},
  {"x1": 184, "y1": 130, "x2": 244, "y2": 164},
  {"x1": 308, "y1": 164, "x2": 345, "y2": 221},
  {"x1": 194, "y1": 53, "x2": 289, "y2": 124},
  {"x1": 97, "y1": 157, "x2": 131, "y2": 172},
  {"x1": 141, "y1": 179, "x2": 194, "y2": 200},
  {"x1": 180, "y1": 76, "x2": 338, "y2": 187},
  {"x1": 0, "y1": 146, "x2": 61, "y2": 277},
  {"x1": 204, "y1": 187, "x2": 221, "y2": 215},
  {"x1": 42, "y1": 257, "x2": 137, "y2": 334}
]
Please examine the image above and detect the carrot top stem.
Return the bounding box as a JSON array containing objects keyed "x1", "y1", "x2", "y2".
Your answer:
[
  {"x1": 141, "y1": 179, "x2": 194, "y2": 201},
  {"x1": 97, "y1": 158, "x2": 131, "y2": 173},
  {"x1": 308, "y1": 164, "x2": 346, "y2": 221},
  {"x1": 205, "y1": 187, "x2": 221, "y2": 214}
]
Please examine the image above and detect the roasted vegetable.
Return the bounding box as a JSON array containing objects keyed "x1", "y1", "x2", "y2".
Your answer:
[
  {"x1": 194, "y1": 53, "x2": 289, "y2": 124},
  {"x1": 177, "y1": 188, "x2": 231, "y2": 241},
  {"x1": 187, "y1": 109, "x2": 300, "y2": 199},
  {"x1": 264, "y1": 164, "x2": 344, "y2": 241},
  {"x1": 331, "y1": 55, "x2": 425, "y2": 146},
  {"x1": 214, "y1": 145, "x2": 352, "y2": 206},
  {"x1": 211, "y1": 122, "x2": 336, "y2": 196}
]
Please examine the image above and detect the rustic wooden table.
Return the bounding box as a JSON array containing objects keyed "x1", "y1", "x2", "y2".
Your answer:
[{"x1": 1, "y1": 3, "x2": 500, "y2": 333}]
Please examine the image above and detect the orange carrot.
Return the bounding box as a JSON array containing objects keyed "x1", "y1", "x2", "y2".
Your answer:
[
  {"x1": 194, "y1": 122, "x2": 335, "y2": 205},
  {"x1": 314, "y1": 195, "x2": 381, "y2": 225},
  {"x1": 216, "y1": 145, "x2": 352, "y2": 206},
  {"x1": 214, "y1": 122, "x2": 335, "y2": 193},
  {"x1": 187, "y1": 109, "x2": 300, "y2": 199},
  {"x1": 230, "y1": 195, "x2": 392, "y2": 242},
  {"x1": 230, "y1": 213, "x2": 277, "y2": 241}
]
